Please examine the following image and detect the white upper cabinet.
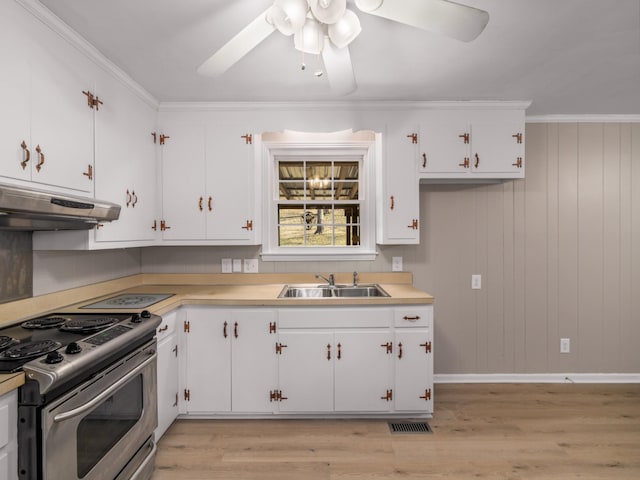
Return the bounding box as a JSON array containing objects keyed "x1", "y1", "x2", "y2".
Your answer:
[
  {"x1": 0, "y1": 0, "x2": 95, "y2": 194},
  {"x1": 377, "y1": 122, "x2": 420, "y2": 245},
  {"x1": 417, "y1": 108, "x2": 526, "y2": 180},
  {"x1": 158, "y1": 115, "x2": 258, "y2": 244},
  {"x1": 92, "y1": 76, "x2": 158, "y2": 244}
]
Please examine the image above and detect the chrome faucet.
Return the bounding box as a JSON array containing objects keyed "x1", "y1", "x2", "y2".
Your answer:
[
  {"x1": 316, "y1": 274, "x2": 335, "y2": 286},
  {"x1": 353, "y1": 271, "x2": 358, "y2": 287}
]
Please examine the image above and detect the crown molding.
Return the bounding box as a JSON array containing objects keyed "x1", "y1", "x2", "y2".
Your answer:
[
  {"x1": 158, "y1": 100, "x2": 532, "y2": 112},
  {"x1": 16, "y1": 0, "x2": 159, "y2": 109},
  {"x1": 527, "y1": 114, "x2": 640, "y2": 123}
]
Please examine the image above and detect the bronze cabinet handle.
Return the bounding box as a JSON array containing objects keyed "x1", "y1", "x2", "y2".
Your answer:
[
  {"x1": 198, "y1": 196, "x2": 203, "y2": 211},
  {"x1": 422, "y1": 153, "x2": 427, "y2": 168},
  {"x1": 223, "y1": 321, "x2": 228, "y2": 338},
  {"x1": 208, "y1": 196, "x2": 212, "y2": 211},
  {"x1": 234, "y1": 322, "x2": 238, "y2": 338},
  {"x1": 474, "y1": 153, "x2": 480, "y2": 169},
  {"x1": 327, "y1": 343, "x2": 331, "y2": 360},
  {"x1": 337, "y1": 343, "x2": 341, "y2": 360},
  {"x1": 398, "y1": 342, "x2": 403, "y2": 359},
  {"x1": 35, "y1": 145, "x2": 45, "y2": 172},
  {"x1": 390, "y1": 196, "x2": 395, "y2": 210},
  {"x1": 20, "y1": 141, "x2": 30, "y2": 169},
  {"x1": 131, "y1": 190, "x2": 137, "y2": 207}
]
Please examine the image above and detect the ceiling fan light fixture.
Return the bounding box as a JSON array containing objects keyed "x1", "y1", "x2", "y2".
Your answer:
[
  {"x1": 354, "y1": 0, "x2": 383, "y2": 13},
  {"x1": 327, "y1": 9, "x2": 361, "y2": 48},
  {"x1": 294, "y1": 16, "x2": 325, "y2": 54},
  {"x1": 307, "y1": 0, "x2": 347, "y2": 24},
  {"x1": 271, "y1": 0, "x2": 309, "y2": 36}
]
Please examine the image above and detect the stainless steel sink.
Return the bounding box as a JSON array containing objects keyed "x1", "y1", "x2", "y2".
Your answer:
[{"x1": 278, "y1": 284, "x2": 389, "y2": 298}]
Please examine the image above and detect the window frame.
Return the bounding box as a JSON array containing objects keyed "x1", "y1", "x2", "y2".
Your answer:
[{"x1": 260, "y1": 131, "x2": 379, "y2": 261}]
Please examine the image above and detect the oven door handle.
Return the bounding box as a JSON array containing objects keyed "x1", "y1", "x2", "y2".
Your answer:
[
  {"x1": 53, "y1": 352, "x2": 156, "y2": 423},
  {"x1": 129, "y1": 439, "x2": 157, "y2": 480}
]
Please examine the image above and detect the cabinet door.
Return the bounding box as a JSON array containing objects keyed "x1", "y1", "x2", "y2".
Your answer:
[
  {"x1": 334, "y1": 330, "x2": 393, "y2": 412},
  {"x1": 29, "y1": 21, "x2": 95, "y2": 194},
  {"x1": 156, "y1": 333, "x2": 179, "y2": 438},
  {"x1": 278, "y1": 331, "x2": 334, "y2": 412},
  {"x1": 471, "y1": 121, "x2": 524, "y2": 175},
  {"x1": 419, "y1": 119, "x2": 470, "y2": 174},
  {"x1": 378, "y1": 124, "x2": 420, "y2": 244},
  {"x1": 94, "y1": 75, "x2": 157, "y2": 243},
  {"x1": 0, "y1": 0, "x2": 32, "y2": 183},
  {"x1": 205, "y1": 123, "x2": 256, "y2": 242},
  {"x1": 184, "y1": 309, "x2": 231, "y2": 413},
  {"x1": 394, "y1": 329, "x2": 433, "y2": 412},
  {"x1": 160, "y1": 119, "x2": 206, "y2": 239},
  {"x1": 230, "y1": 310, "x2": 277, "y2": 412}
]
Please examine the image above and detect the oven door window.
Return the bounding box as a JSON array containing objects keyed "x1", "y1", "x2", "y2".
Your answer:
[{"x1": 76, "y1": 373, "x2": 143, "y2": 478}]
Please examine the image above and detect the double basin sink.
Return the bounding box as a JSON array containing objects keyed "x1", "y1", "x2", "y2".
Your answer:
[{"x1": 279, "y1": 284, "x2": 390, "y2": 298}]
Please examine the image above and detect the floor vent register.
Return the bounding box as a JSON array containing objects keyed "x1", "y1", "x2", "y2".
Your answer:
[{"x1": 388, "y1": 421, "x2": 433, "y2": 434}]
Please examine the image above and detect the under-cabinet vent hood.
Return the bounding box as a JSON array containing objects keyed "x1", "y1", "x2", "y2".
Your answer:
[{"x1": 0, "y1": 183, "x2": 121, "y2": 231}]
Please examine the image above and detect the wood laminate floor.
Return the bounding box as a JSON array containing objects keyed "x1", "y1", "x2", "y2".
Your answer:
[{"x1": 152, "y1": 384, "x2": 640, "y2": 479}]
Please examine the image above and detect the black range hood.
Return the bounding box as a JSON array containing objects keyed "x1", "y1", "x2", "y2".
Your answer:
[{"x1": 0, "y1": 183, "x2": 121, "y2": 231}]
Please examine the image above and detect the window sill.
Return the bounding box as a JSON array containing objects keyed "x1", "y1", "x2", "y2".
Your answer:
[{"x1": 261, "y1": 250, "x2": 378, "y2": 262}]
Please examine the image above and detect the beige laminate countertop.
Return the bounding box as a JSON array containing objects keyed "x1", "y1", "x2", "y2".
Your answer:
[{"x1": 0, "y1": 272, "x2": 434, "y2": 395}]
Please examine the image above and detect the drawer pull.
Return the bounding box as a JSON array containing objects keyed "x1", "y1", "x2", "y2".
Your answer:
[
  {"x1": 398, "y1": 342, "x2": 403, "y2": 359},
  {"x1": 157, "y1": 325, "x2": 168, "y2": 333},
  {"x1": 403, "y1": 315, "x2": 420, "y2": 322},
  {"x1": 327, "y1": 343, "x2": 331, "y2": 360},
  {"x1": 234, "y1": 321, "x2": 238, "y2": 338},
  {"x1": 223, "y1": 321, "x2": 228, "y2": 338}
]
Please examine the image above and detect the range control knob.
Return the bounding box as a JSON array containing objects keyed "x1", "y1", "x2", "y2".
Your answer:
[
  {"x1": 141, "y1": 310, "x2": 151, "y2": 319},
  {"x1": 65, "y1": 342, "x2": 82, "y2": 354},
  {"x1": 45, "y1": 351, "x2": 64, "y2": 364},
  {"x1": 131, "y1": 313, "x2": 142, "y2": 323}
]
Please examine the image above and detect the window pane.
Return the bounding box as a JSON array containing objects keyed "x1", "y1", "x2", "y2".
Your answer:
[
  {"x1": 279, "y1": 161, "x2": 304, "y2": 180},
  {"x1": 279, "y1": 225, "x2": 305, "y2": 246},
  {"x1": 333, "y1": 181, "x2": 358, "y2": 200},
  {"x1": 279, "y1": 182, "x2": 304, "y2": 200}
]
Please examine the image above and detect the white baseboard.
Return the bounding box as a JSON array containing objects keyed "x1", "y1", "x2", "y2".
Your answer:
[{"x1": 434, "y1": 373, "x2": 640, "y2": 384}]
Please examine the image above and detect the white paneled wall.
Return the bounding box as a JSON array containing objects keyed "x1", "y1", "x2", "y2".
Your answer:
[{"x1": 33, "y1": 123, "x2": 640, "y2": 374}]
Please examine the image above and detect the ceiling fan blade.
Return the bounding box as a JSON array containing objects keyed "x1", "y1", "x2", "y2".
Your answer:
[
  {"x1": 197, "y1": 8, "x2": 275, "y2": 77},
  {"x1": 322, "y1": 42, "x2": 357, "y2": 96},
  {"x1": 356, "y1": 0, "x2": 489, "y2": 42}
]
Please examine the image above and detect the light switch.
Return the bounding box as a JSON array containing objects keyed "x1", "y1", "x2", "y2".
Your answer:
[
  {"x1": 221, "y1": 258, "x2": 232, "y2": 273},
  {"x1": 471, "y1": 274, "x2": 481, "y2": 289},
  {"x1": 232, "y1": 259, "x2": 242, "y2": 272}
]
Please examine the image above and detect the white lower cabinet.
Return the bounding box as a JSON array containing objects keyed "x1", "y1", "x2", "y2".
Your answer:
[
  {"x1": 0, "y1": 390, "x2": 18, "y2": 480},
  {"x1": 156, "y1": 309, "x2": 180, "y2": 439},
  {"x1": 179, "y1": 304, "x2": 433, "y2": 417},
  {"x1": 182, "y1": 307, "x2": 278, "y2": 414}
]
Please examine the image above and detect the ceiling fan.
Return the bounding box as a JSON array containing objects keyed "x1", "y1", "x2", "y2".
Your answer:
[{"x1": 197, "y1": 0, "x2": 489, "y2": 95}]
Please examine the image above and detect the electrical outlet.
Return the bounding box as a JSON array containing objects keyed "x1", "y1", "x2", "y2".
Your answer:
[
  {"x1": 392, "y1": 257, "x2": 403, "y2": 272},
  {"x1": 560, "y1": 338, "x2": 570, "y2": 354},
  {"x1": 471, "y1": 274, "x2": 482, "y2": 289},
  {"x1": 244, "y1": 258, "x2": 258, "y2": 273},
  {"x1": 221, "y1": 258, "x2": 232, "y2": 274}
]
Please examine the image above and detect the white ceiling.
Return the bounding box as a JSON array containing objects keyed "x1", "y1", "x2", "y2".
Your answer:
[{"x1": 37, "y1": 0, "x2": 640, "y2": 115}]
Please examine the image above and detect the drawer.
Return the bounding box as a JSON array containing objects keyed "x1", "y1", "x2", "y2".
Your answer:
[
  {"x1": 279, "y1": 307, "x2": 391, "y2": 329},
  {"x1": 156, "y1": 310, "x2": 178, "y2": 341},
  {"x1": 394, "y1": 306, "x2": 433, "y2": 328}
]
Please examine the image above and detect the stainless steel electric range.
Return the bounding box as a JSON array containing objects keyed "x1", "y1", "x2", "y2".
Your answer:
[{"x1": 0, "y1": 310, "x2": 161, "y2": 480}]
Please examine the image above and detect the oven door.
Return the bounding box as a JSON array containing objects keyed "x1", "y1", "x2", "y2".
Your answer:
[{"x1": 41, "y1": 341, "x2": 157, "y2": 480}]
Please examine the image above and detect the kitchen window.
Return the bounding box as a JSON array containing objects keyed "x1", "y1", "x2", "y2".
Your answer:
[{"x1": 261, "y1": 131, "x2": 378, "y2": 261}]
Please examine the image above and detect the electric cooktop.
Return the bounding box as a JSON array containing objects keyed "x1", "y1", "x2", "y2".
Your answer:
[{"x1": 80, "y1": 293, "x2": 174, "y2": 309}]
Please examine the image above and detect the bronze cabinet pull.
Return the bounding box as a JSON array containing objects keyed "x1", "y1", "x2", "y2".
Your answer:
[
  {"x1": 198, "y1": 196, "x2": 203, "y2": 211},
  {"x1": 234, "y1": 322, "x2": 238, "y2": 338},
  {"x1": 422, "y1": 153, "x2": 427, "y2": 168},
  {"x1": 208, "y1": 196, "x2": 212, "y2": 211},
  {"x1": 398, "y1": 342, "x2": 403, "y2": 359},
  {"x1": 404, "y1": 315, "x2": 420, "y2": 322},
  {"x1": 131, "y1": 190, "x2": 137, "y2": 207},
  {"x1": 35, "y1": 145, "x2": 45, "y2": 172},
  {"x1": 223, "y1": 321, "x2": 228, "y2": 338},
  {"x1": 327, "y1": 343, "x2": 331, "y2": 360},
  {"x1": 474, "y1": 153, "x2": 480, "y2": 169},
  {"x1": 337, "y1": 343, "x2": 342, "y2": 360},
  {"x1": 390, "y1": 196, "x2": 395, "y2": 210},
  {"x1": 20, "y1": 141, "x2": 30, "y2": 169},
  {"x1": 157, "y1": 325, "x2": 168, "y2": 333}
]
